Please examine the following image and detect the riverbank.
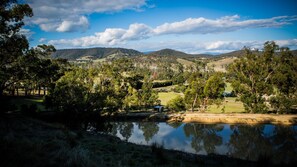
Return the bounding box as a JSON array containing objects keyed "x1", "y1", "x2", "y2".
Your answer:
[
  {"x1": 113, "y1": 112, "x2": 297, "y2": 125},
  {"x1": 0, "y1": 113, "x2": 258, "y2": 167},
  {"x1": 170, "y1": 113, "x2": 297, "y2": 125}
]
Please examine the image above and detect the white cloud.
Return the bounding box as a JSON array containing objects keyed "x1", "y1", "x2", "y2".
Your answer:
[
  {"x1": 154, "y1": 15, "x2": 297, "y2": 35},
  {"x1": 38, "y1": 38, "x2": 47, "y2": 43},
  {"x1": 48, "y1": 15, "x2": 297, "y2": 47},
  {"x1": 56, "y1": 16, "x2": 89, "y2": 32},
  {"x1": 49, "y1": 23, "x2": 152, "y2": 46},
  {"x1": 26, "y1": 0, "x2": 148, "y2": 32}
]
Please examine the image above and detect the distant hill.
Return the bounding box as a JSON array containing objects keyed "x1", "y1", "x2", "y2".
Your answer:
[
  {"x1": 147, "y1": 49, "x2": 192, "y2": 57},
  {"x1": 147, "y1": 49, "x2": 215, "y2": 59},
  {"x1": 51, "y1": 47, "x2": 143, "y2": 60}
]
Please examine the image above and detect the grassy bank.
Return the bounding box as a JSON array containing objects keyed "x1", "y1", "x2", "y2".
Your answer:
[{"x1": 0, "y1": 113, "x2": 257, "y2": 167}]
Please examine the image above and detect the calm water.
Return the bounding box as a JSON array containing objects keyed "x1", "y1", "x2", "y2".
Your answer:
[{"x1": 90, "y1": 122, "x2": 297, "y2": 163}]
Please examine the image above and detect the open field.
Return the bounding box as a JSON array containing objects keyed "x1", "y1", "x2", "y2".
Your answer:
[
  {"x1": 207, "y1": 97, "x2": 244, "y2": 113},
  {"x1": 158, "y1": 92, "x2": 183, "y2": 105},
  {"x1": 207, "y1": 57, "x2": 237, "y2": 72},
  {"x1": 176, "y1": 58, "x2": 195, "y2": 66}
]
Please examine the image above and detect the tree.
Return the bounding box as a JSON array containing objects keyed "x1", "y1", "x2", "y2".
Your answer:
[
  {"x1": 228, "y1": 42, "x2": 278, "y2": 113},
  {"x1": 44, "y1": 68, "x2": 104, "y2": 126},
  {"x1": 184, "y1": 72, "x2": 225, "y2": 112},
  {"x1": 202, "y1": 73, "x2": 225, "y2": 111},
  {"x1": 0, "y1": 0, "x2": 33, "y2": 95},
  {"x1": 270, "y1": 47, "x2": 297, "y2": 113},
  {"x1": 184, "y1": 72, "x2": 205, "y2": 112},
  {"x1": 139, "y1": 76, "x2": 158, "y2": 108}
]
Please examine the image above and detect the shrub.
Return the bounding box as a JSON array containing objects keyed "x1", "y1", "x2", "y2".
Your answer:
[{"x1": 167, "y1": 95, "x2": 186, "y2": 112}]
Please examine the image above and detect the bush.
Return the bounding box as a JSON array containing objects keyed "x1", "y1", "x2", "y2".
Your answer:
[{"x1": 167, "y1": 95, "x2": 186, "y2": 112}]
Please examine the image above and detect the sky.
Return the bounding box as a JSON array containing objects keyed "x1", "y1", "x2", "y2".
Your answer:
[{"x1": 23, "y1": 0, "x2": 297, "y2": 54}]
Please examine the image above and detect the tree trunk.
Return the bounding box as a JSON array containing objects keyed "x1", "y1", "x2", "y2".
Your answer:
[
  {"x1": 192, "y1": 93, "x2": 198, "y2": 112},
  {"x1": 44, "y1": 86, "x2": 46, "y2": 95}
]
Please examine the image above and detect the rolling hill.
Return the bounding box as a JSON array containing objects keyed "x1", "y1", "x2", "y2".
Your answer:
[
  {"x1": 147, "y1": 49, "x2": 213, "y2": 58},
  {"x1": 51, "y1": 47, "x2": 143, "y2": 60}
]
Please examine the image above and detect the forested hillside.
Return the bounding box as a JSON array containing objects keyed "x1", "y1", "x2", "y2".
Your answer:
[{"x1": 51, "y1": 47, "x2": 143, "y2": 60}]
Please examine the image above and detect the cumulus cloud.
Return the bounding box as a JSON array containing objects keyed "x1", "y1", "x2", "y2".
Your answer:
[
  {"x1": 49, "y1": 23, "x2": 153, "y2": 46},
  {"x1": 48, "y1": 15, "x2": 297, "y2": 46},
  {"x1": 26, "y1": 0, "x2": 148, "y2": 32},
  {"x1": 56, "y1": 16, "x2": 89, "y2": 32}
]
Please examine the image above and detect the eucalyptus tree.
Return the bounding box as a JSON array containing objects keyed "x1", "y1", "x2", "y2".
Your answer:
[
  {"x1": 0, "y1": 0, "x2": 33, "y2": 95},
  {"x1": 184, "y1": 72, "x2": 225, "y2": 112},
  {"x1": 228, "y1": 41, "x2": 296, "y2": 113}
]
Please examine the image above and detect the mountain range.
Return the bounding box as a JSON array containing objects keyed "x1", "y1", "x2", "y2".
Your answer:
[{"x1": 51, "y1": 47, "x2": 297, "y2": 60}]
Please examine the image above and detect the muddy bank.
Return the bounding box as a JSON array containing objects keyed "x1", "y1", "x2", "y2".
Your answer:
[
  {"x1": 111, "y1": 112, "x2": 297, "y2": 125},
  {"x1": 169, "y1": 113, "x2": 297, "y2": 125}
]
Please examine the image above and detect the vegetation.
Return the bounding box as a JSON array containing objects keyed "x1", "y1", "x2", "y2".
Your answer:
[
  {"x1": 184, "y1": 72, "x2": 225, "y2": 112},
  {"x1": 167, "y1": 95, "x2": 186, "y2": 112},
  {"x1": 0, "y1": 0, "x2": 33, "y2": 96},
  {"x1": 52, "y1": 47, "x2": 143, "y2": 60},
  {"x1": 228, "y1": 42, "x2": 297, "y2": 113}
]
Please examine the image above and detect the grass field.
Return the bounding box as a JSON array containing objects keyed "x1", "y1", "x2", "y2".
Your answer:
[
  {"x1": 158, "y1": 92, "x2": 183, "y2": 106},
  {"x1": 207, "y1": 97, "x2": 245, "y2": 113},
  {"x1": 225, "y1": 82, "x2": 233, "y2": 92},
  {"x1": 207, "y1": 57, "x2": 237, "y2": 72},
  {"x1": 176, "y1": 58, "x2": 195, "y2": 66}
]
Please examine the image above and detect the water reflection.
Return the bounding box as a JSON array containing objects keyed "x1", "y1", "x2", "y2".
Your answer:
[{"x1": 95, "y1": 122, "x2": 297, "y2": 163}]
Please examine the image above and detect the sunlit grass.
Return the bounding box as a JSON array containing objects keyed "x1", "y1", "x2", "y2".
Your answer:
[
  {"x1": 207, "y1": 97, "x2": 245, "y2": 113},
  {"x1": 158, "y1": 92, "x2": 183, "y2": 106},
  {"x1": 225, "y1": 82, "x2": 233, "y2": 92}
]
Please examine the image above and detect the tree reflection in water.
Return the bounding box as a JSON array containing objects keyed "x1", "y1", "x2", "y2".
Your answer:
[
  {"x1": 99, "y1": 122, "x2": 297, "y2": 164},
  {"x1": 228, "y1": 125, "x2": 297, "y2": 163},
  {"x1": 183, "y1": 124, "x2": 223, "y2": 154},
  {"x1": 137, "y1": 122, "x2": 159, "y2": 142},
  {"x1": 228, "y1": 125, "x2": 272, "y2": 161}
]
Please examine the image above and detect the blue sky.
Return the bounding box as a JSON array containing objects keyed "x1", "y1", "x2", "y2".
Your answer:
[{"x1": 24, "y1": 0, "x2": 297, "y2": 53}]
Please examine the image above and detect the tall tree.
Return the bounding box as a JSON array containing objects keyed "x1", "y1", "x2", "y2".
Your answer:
[
  {"x1": 228, "y1": 42, "x2": 278, "y2": 113},
  {"x1": 270, "y1": 47, "x2": 297, "y2": 113},
  {"x1": 0, "y1": 0, "x2": 33, "y2": 95},
  {"x1": 184, "y1": 72, "x2": 225, "y2": 112},
  {"x1": 139, "y1": 76, "x2": 158, "y2": 107}
]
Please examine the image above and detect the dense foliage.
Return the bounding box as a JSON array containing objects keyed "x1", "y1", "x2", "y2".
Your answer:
[{"x1": 228, "y1": 42, "x2": 297, "y2": 113}]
